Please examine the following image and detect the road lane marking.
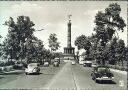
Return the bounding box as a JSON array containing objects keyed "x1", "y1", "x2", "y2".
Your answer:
[
  {"x1": 71, "y1": 64, "x2": 77, "y2": 90},
  {"x1": 44, "y1": 62, "x2": 76, "y2": 89}
]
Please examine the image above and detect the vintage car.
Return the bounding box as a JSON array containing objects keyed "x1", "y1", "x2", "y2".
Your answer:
[
  {"x1": 54, "y1": 57, "x2": 60, "y2": 64},
  {"x1": 91, "y1": 63, "x2": 97, "y2": 68},
  {"x1": 91, "y1": 66, "x2": 114, "y2": 83},
  {"x1": 83, "y1": 58, "x2": 92, "y2": 67},
  {"x1": 83, "y1": 60, "x2": 92, "y2": 67},
  {"x1": 43, "y1": 62, "x2": 49, "y2": 67},
  {"x1": 25, "y1": 63, "x2": 40, "y2": 75},
  {"x1": 79, "y1": 60, "x2": 86, "y2": 65},
  {"x1": 53, "y1": 60, "x2": 59, "y2": 67}
]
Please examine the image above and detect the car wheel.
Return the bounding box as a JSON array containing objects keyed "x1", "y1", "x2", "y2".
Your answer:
[
  {"x1": 25, "y1": 72, "x2": 28, "y2": 75},
  {"x1": 92, "y1": 75, "x2": 94, "y2": 80},
  {"x1": 94, "y1": 79, "x2": 97, "y2": 83},
  {"x1": 37, "y1": 72, "x2": 40, "y2": 75},
  {"x1": 94, "y1": 77, "x2": 97, "y2": 83},
  {"x1": 91, "y1": 73, "x2": 92, "y2": 76},
  {"x1": 92, "y1": 77, "x2": 94, "y2": 80}
]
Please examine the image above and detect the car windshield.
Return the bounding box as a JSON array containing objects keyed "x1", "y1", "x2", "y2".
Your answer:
[
  {"x1": 98, "y1": 67, "x2": 110, "y2": 72},
  {"x1": 55, "y1": 58, "x2": 59, "y2": 59},
  {"x1": 28, "y1": 63, "x2": 38, "y2": 67}
]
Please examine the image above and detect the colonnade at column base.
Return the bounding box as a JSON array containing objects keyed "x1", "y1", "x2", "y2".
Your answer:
[{"x1": 63, "y1": 47, "x2": 75, "y2": 60}]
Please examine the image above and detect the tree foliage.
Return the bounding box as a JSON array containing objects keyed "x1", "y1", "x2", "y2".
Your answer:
[
  {"x1": 94, "y1": 3, "x2": 126, "y2": 46},
  {"x1": 93, "y1": 3, "x2": 126, "y2": 65},
  {"x1": 48, "y1": 33, "x2": 60, "y2": 51},
  {"x1": 75, "y1": 35, "x2": 91, "y2": 58},
  {"x1": 1, "y1": 16, "x2": 46, "y2": 63},
  {"x1": 115, "y1": 39, "x2": 125, "y2": 66},
  {"x1": 108, "y1": 37, "x2": 118, "y2": 65}
]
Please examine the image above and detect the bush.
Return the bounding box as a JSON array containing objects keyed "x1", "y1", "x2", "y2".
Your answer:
[
  {"x1": 4, "y1": 61, "x2": 15, "y2": 66},
  {"x1": 0, "y1": 62, "x2": 5, "y2": 67},
  {"x1": 13, "y1": 65, "x2": 22, "y2": 70},
  {"x1": 108, "y1": 64, "x2": 127, "y2": 71},
  {"x1": 0, "y1": 67, "x2": 3, "y2": 72},
  {"x1": 0, "y1": 66, "x2": 13, "y2": 72},
  {"x1": 4, "y1": 66, "x2": 13, "y2": 71}
]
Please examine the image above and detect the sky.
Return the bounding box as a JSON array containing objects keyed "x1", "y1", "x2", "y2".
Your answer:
[{"x1": 0, "y1": 1, "x2": 127, "y2": 53}]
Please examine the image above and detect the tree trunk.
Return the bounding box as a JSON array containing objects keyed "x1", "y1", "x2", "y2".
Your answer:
[{"x1": 121, "y1": 60, "x2": 124, "y2": 67}]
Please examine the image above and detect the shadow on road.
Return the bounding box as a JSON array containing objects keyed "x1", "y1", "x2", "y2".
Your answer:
[
  {"x1": 42, "y1": 73, "x2": 55, "y2": 75},
  {"x1": 0, "y1": 76, "x2": 4, "y2": 79},
  {"x1": 0, "y1": 71, "x2": 23, "y2": 75},
  {"x1": 97, "y1": 80, "x2": 116, "y2": 84},
  {"x1": 26, "y1": 73, "x2": 43, "y2": 75}
]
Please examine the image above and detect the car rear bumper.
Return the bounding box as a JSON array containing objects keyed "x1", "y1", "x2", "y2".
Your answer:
[
  {"x1": 26, "y1": 71, "x2": 39, "y2": 74},
  {"x1": 96, "y1": 77, "x2": 114, "y2": 81},
  {"x1": 72, "y1": 63, "x2": 76, "y2": 65},
  {"x1": 25, "y1": 70, "x2": 40, "y2": 74}
]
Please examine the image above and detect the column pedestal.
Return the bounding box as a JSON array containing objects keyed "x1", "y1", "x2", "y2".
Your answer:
[{"x1": 63, "y1": 47, "x2": 75, "y2": 60}]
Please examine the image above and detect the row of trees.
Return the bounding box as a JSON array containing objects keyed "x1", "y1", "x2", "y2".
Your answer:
[
  {"x1": 0, "y1": 16, "x2": 60, "y2": 64},
  {"x1": 75, "y1": 3, "x2": 127, "y2": 66}
]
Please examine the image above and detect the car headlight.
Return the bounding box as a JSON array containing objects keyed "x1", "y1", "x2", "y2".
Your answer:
[
  {"x1": 111, "y1": 77, "x2": 114, "y2": 79},
  {"x1": 33, "y1": 68, "x2": 37, "y2": 72}
]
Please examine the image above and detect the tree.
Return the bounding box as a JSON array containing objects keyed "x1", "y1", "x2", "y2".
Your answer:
[
  {"x1": 0, "y1": 35, "x2": 2, "y2": 57},
  {"x1": 125, "y1": 46, "x2": 128, "y2": 62},
  {"x1": 93, "y1": 3, "x2": 126, "y2": 65},
  {"x1": 2, "y1": 16, "x2": 45, "y2": 63},
  {"x1": 25, "y1": 36, "x2": 45, "y2": 63},
  {"x1": 108, "y1": 37, "x2": 118, "y2": 65},
  {"x1": 94, "y1": 3, "x2": 126, "y2": 46},
  {"x1": 115, "y1": 39, "x2": 125, "y2": 67},
  {"x1": 87, "y1": 34, "x2": 99, "y2": 60},
  {"x1": 75, "y1": 35, "x2": 91, "y2": 58},
  {"x1": 48, "y1": 33, "x2": 60, "y2": 52}
]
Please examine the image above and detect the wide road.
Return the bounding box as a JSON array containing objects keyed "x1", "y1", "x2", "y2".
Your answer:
[
  {"x1": 0, "y1": 62, "x2": 66, "y2": 89},
  {"x1": 45, "y1": 61, "x2": 127, "y2": 90},
  {"x1": 0, "y1": 61, "x2": 127, "y2": 90}
]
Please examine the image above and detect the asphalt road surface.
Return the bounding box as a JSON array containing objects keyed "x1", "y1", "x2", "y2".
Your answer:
[
  {"x1": 0, "y1": 62, "x2": 66, "y2": 89},
  {"x1": 45, "y1": 62, "x2": 127, "y2": 90},
  {"x1": 0, "y1": 61, "x2": 127, "y2": 90}
]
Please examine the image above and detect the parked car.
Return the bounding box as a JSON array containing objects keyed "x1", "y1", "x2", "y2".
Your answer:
[
  {"x1": 91, "y1": 63, "x2": 97, "y2": 68},
  {"x1": 91, "y1": 66, "x2": 114, "y2": 83},
  {"x1": 79, "y1": 60, "x2": 85, "y2": 65},
  {"x1": 43, "y1": 62, "x2": 49, "y2": 67},
  {"x1": 53, "y1": 60, "x2": 59, "y2": 67},
  {"x1": 13, "y1": 62, "x2": 24, "y2": 69},
  {"x1": 25, "y1": 63, "x2": 40, "y2": 75},
  {"x1": 83, "y1": 60, "x2": 92, "y2": 67},
  {"x1": 54, "y1": 57, "x2": 60, "y2": 64},
  {"x1": 83, "y1": 58, "x2": 92, "y2": 67}
]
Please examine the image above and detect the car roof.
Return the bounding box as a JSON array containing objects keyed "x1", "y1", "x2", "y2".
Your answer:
[
  {"x1": 94, "y1": 65, "x2": 109, "y2": 69},
  {"x1": 54, "y1": 60, "x2": 58, "y2": 61},
  {"x1": 28, "y1": 63, "x2": 38, "y2": 66},
  {"x1": 55, "y1": 58, "x2": 59, "y2": 59},
  {"x1": 97, "y1": 65, "x2": 108, "y2": 68}
]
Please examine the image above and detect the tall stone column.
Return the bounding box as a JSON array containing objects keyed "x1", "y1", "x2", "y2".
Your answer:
[
  {"x1": 63, "y1": 15, "x2": 75, "y2": 60},
  {"x1": 67, "y1": 20, "x2": 71, "y2": 47}
]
